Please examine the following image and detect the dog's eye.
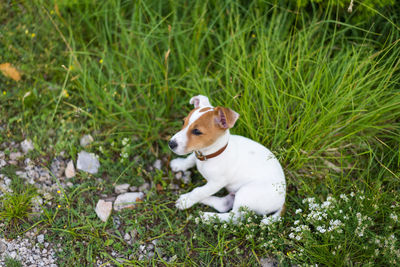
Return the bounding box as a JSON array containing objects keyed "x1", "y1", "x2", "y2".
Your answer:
[{"x1": 191, "y1": 128, "x2": 203, "y2": 136}]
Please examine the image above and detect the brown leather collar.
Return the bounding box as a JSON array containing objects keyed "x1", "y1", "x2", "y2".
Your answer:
[{"x1": 195, "y1": 143, "x2": 228, "y2": 161}]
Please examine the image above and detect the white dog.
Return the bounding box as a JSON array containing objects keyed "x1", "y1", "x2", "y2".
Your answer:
[{"x1": 168, "y1": 95, "x2": 286, "y2": 222}]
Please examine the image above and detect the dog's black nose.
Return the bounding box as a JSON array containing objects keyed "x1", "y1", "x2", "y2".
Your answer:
[{"x1": 168, "y1": 140, "x2": 177, "y2": 150}]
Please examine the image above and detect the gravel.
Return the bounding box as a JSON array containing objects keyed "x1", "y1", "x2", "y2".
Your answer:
[
  {"x1": 0, "y1": 234, "x2": 57, "y2": 267},
  {"x1": 0, "y1": 137, "x2": 185, "y2": 265}
]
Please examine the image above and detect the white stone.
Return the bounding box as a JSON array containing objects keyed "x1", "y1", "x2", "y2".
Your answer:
[
  {"x1": 129, "y1": 186, "x2": 138, "y2": 192},
  {"x1": 114, "y1": 192, "x2": 144, "y2": 211},
  {"x1": 65, "y1": 160, "x2": 76, "y2": 178},
  {"x1": 21, "y1": 139, "x2": 34, "y2": 153},
  {"x1": 77, "y1": 151, "x2": 100, "y2": 174},
  {"x1": 80, "y1": 134, "x2": 94, "y2": 147},
  {"x1": 95, "y1": 200, "x2": 112, "y2": 222},
  {"x1": 31, "y1": 196, "x2": 43, "y2": 206},
  {"x1": 9, "y1": 152, "x2": 22, "y2": 161},
  {"x1": 37, "y1": 234, "x2": 44, "y2": 244},
  {"x1": 123, "y1": 233, "x2": 131, "y2": 241},
  {"x1": 115, "y1": 183, "x2": 130, "y2": 194},
  {"x1": 138, "y1": 183, "x2": 150, "y2": 192},
  {"x1": 153, "y1": 159, "x2": 162, "y2": 170}
]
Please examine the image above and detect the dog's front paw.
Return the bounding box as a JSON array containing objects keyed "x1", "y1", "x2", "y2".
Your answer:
[
  {"x1": 176, "y1": 193, "x2": 196, "y2": 210},
  {"x1": 170, "y1": 158, "x2": 188, "y2": 172}
]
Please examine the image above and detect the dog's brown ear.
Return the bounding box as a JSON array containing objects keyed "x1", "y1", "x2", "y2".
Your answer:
[{"x1": 214, "y1": 107, "x2": 239, "y2": 129}]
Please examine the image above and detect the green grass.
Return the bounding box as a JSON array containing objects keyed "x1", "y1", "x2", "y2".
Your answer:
[{"x1": 0, "y1": 0, "x2": 399, "y2": 266}]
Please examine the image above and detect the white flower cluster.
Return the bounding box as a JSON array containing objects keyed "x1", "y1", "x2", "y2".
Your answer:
[
  {"x1": 288, "y1": 195, "x2": 350, "y2": 242},
  {"x1": 354, "y1": 212, "x2": 372, "y2": 237},
  {"x1": 119, "y1": 137, "x2": 130, "y2": 162}
]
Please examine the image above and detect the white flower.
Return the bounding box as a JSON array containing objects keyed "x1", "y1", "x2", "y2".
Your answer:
[
  {"x1": 295, "y1": 235, "x2": 301, "y2": 241},
  {"x1": 317, "y1": 226, "x2": 326, "y2": 233},
  {"x1": 295, "y1": 209, "x2": 302, "y2": 214},
  {"x1": 122, "y1": 137, "x2": 130, "y2": 146},
  {"x1": 289, "y1": 233, "x2": 295, "y2": 239},
  {"x1": 294, "y1": 220, "x2": 300, "y2": 225},
  {"x1": 390, "y1": 213, "x2": 398, "y2": 222}
]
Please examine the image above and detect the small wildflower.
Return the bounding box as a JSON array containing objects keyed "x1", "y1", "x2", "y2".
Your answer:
[
  {"x1": 295, "y1": 208, "x2": 302, "y2": 214},
  {"x1": 57, "y1": 190, "x2": 61, "y2": 194},
  {"x1": 31, "y1": 33, "x2": 36, "y2": 38},
  {"x1": 2, "y1": 91, "x2": 6, "y2": 95},
  {"x1": 122, "y1": 137, "x2": 129, "y2": 146},
  {"x1": 390, "y1": 213, "x2": 398, "y2": 222},
  {"x1": 25, "y1": 29, "x2": 29, "y2": 34},
  {"x1": 251, "y1": 33, "x2": 256, "y2": 38},
  {"x1": 58, "y1": 204, "x2": 61, "y2": 208},
  {"x1": 99, "y1": 59, "x2": 104, "y2": 64}
]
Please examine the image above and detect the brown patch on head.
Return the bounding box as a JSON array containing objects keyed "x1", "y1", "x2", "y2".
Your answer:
[
  {"x1": 184, "y1": 106, "x2": 239, "y2": 152},
  {"x1": 185, "y1": 110, "x2": 226, "y2": 152},
  {"x1": 181, "y1": 108, "x2": 199, "y2": 129}
]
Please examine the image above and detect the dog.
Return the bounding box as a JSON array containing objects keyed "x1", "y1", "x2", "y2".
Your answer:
[{"x1": 168, "y1": 95, "x2": 286, "y2": 223}]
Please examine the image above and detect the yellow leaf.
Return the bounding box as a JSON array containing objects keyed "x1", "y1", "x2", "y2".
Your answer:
[{"x1": 0, "y1": 63, "x2": 21, "y2": 81}]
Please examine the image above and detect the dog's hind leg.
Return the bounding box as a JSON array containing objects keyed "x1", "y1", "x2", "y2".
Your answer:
[{"x1": 200, "y1": 193, "x2": 235, "y2": 213}]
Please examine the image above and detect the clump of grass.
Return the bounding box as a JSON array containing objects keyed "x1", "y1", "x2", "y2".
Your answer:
[
  {"x1": 4, "y1": 257, "x2": 22, "y2": 267},
  {"x1": 0, "y1": 187, "x2": 37, "y2": 236}
]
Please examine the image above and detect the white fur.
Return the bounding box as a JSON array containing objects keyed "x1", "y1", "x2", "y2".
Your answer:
[{"x1": 169, "y1": 95, "x2": 286, "y2": 223}]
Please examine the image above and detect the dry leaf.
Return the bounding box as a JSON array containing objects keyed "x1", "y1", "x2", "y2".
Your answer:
[
  {"x1": 0, "y1": 63, "x2": 21, "y2": 81},
  {"x1": 156, "y1": 183, "x2": 164, "y2": 192}
]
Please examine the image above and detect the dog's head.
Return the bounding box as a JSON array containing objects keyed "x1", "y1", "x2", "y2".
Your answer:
[{"x1": 168, "y1": 95, "x2": 239, "y2": 155}]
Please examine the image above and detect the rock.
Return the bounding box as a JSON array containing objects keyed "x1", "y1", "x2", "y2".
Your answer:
[
  {"x1": 95, "y1": 200, "x2": 112, "y2": 222},
  {"x1": 153, "y1": 159, "x2": 162, "y2": 170},
  {"x1": 21, "y1": 139, "x2": 34, "y2": 153},
  {"x1": 114, "y1": 183, "x2": 130, "y2": 194},
  {"x1": 31, "y1": 196, "x2": 43, "y2": 206},
  {"x1": 37, "y1": 234, "x2": 44, "y2": 244},
  {"x1": 66, "y1": 182, "x2": 73, "y2": 187},
  {"x1": 182, "y1": 171, "x2": 192, "y2": 184},
  {"x1": 129, "y1": 186, "x2": 138, "y2": 192},
  {"x1": 114, "y1": 192, "x2": 144, "y2": 211},
  {"x1": 0, "y1": 159, "x2": 5, "y2": 168},
  {"x1": 10, "y1": 152, "x2": 22, "y2": 161},
  {"x1": 175, "y1": 172, "x2": 183, "y2": 179},
  {"x1": 65, "y1": 160, "x2": 76, "y2": 178},
  {"x1": 80, "y1": 134, "x2": 94, "y2": 147},
  {"x1": 123, "y1": 233, "x2": 131, "y2": 241},
  {"x1": 77, "y1": 151, "x2": 100, "y2": 174},
  {"x1": 0, "y1": 240, "x2": 6, "y2": 253},
  {"x1": 138, "y1": 183, "x2": 150, "y2": 192},
  {"x1": 260, "y1": 257, "x2": 278, "y2": 267}
]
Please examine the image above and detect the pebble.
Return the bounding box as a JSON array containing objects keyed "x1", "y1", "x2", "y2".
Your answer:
[
  {"x1": 95, "y1": 200, "x2": 113, "y2": 222},
  {"x1": 37, "y1": 234, "x2": 44, "y2": 244},
  {"x1": 80, "y1": 134, "x2": 94, "y2": 147},
  {"x1": 114, "y1": 183, "x2": 130, "y2": 194},
  {"x1": 138, "y1": 182, "x2": 150, "y2": 192},
  {"x1": 21, "y1": 139, "x2": 34, "y2": 153},
  {"x1": 129, "y1": 186, "x2": 138, "y2": 192},
  {"x1": 65, "y1": 160, "x2": 76, "y2": 178},
  {"x1": 123, "y1": 233, "x2": 131, "y2": 241},
  {"x1": 175, "y1": 172, "x2": 183, "y2": 179},
  {"x1": 153, "y1": 159, "x2": 162, "y2": 170},
  {"x1": 114, "y1": 192, "x2": 144, "y2": 211},
  {"x1": 10, "y1": 151, "x2": 23, "y2": 161},
  {"x1": 76, "y1": 151, "x2": 100, "y2": 174}
]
